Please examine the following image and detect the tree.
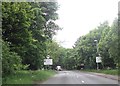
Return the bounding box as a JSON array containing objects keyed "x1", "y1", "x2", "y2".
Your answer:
[
  {"x1": 2, "y1": 2, "x2": 34, "y2": 66},
  {"x1": 45, "y1": 40, "x2": 66, "y2": 69},
  {"x1": 2, "y1": 40, "x2": 22, "y2": 76},
  {"x1": 2, "y1": 2, "x2": 61, "y2": 71},
  {"x1": 65, "y1": 21, "x2": 117, "y2": 70}
]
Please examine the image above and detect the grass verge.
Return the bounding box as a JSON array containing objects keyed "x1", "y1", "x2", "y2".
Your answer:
[
  {"x1": 2, "y1": 70, "x2": 56, "y2": 85},
  {"x1": 81, "y1": 69, "x2": 118, "y2": 75}
]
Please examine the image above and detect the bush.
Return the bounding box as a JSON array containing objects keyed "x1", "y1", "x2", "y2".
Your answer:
[{"x1": 2, "y1": 40, "x2": 22, "y2": 76}]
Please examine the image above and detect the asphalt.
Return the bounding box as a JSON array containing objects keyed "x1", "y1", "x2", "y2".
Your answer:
[{"x1": 39, "y1": 70, "x2": 118, "y2": 84}]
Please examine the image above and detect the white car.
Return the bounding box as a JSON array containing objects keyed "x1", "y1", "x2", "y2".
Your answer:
[{"x1": 56, "y1": 66, "x2": 62, "y2": 71}]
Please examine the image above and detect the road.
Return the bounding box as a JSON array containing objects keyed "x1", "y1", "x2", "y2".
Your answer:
[{"x1": 41, "y1": 70, "x2": 118, "y2": 84}]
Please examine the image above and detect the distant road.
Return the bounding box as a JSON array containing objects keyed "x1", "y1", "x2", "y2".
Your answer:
[{"x1": 41, "y1": 70, "x2": 118, "y2": 84}]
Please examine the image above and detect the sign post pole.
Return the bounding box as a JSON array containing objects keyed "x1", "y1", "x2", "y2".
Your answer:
[
  {"x1": 97, "y1": 62, "x2": 99, "y2": 70},
  {"x1": 96, "y1": 56, "x2": 102, "y2": 70},
  {"x1": 47, "y1": 55, "x2": 49, "y2": 70}
]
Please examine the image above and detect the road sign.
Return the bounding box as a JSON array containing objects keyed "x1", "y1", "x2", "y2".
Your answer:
[
  {"x1": 96, "y1": 57, "x2": 102, "y2": 63},
  {"x1": 44, "y1": 59, "x2": 53, "y2": 65}
]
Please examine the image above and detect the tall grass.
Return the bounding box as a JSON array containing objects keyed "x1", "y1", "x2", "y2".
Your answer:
[
  {"x1": 2, "y1": 70, "x2": 56, "y2": 85},
  {"x1": 81, "y1": 69, "x2": 118, "y2": 75}
]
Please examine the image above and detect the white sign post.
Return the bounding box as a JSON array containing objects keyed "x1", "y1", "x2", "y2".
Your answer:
[
  {"x1": 44, "y1": 55, "x2": 53, "y2": 70},
  {"x1": 44, "y1": 59, "x2": 53, "y2": 65},
  {"x1": 96, "y1": 56, "x2": 102, "y2": 70},
  {"x1": 96, "y1": 57, "x2": 102, "y2": 63}
]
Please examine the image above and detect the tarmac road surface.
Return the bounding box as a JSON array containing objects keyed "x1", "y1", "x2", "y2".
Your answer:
[{"x1": 41, "y1": 70, "x2": 118, "y2": 84}]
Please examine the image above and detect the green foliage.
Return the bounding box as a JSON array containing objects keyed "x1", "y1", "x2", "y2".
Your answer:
[
  {"x1": 2, "y1": 2, "x2": 60, "y2": 77},
  {"x1": 2, "y1": 2, "x2": 35, "y2": 69},
  {"x1": 3, "y1": 70, "x2": 56, "y2": 84},
  {"x1": 2, "y1": 2, "x2": 118, "y2": 82},
  {"x1": 98, "y1": 19, "x2": 118, "y2": 68},
  {"x1": 45, "y1": 40, "x2": 66, "y2": 68},
  {"x1": 63, "y1": 20, "x2": 118, "y2": 70},
  {"x1": 81, "y1": 69, "x2": 118, "y2": 75},
  {"x1": 73, "y1": 26, "x2": 105, "y2": 69},
  {"x1": 2, "y1": 40, "x2": 22, "y2": 76},
  {"x1": 61, "y1": 49, "x2": 77, "y2": 70}
]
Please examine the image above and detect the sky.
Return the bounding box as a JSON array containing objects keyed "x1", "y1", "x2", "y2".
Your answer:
[{"x1": 53, "y1": 0, "x2": 119, "y2": 48}]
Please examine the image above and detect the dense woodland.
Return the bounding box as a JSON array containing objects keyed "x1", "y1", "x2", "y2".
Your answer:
[
  {"x1": 2, "y1": 2, "x2": 61, "y2": 77},
  {"x1": 2, "y1": 2, "x2": 120, "y2": 78},
  {"x1": 62, "y1": 20, "x2": 119, "y2": 70}
]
